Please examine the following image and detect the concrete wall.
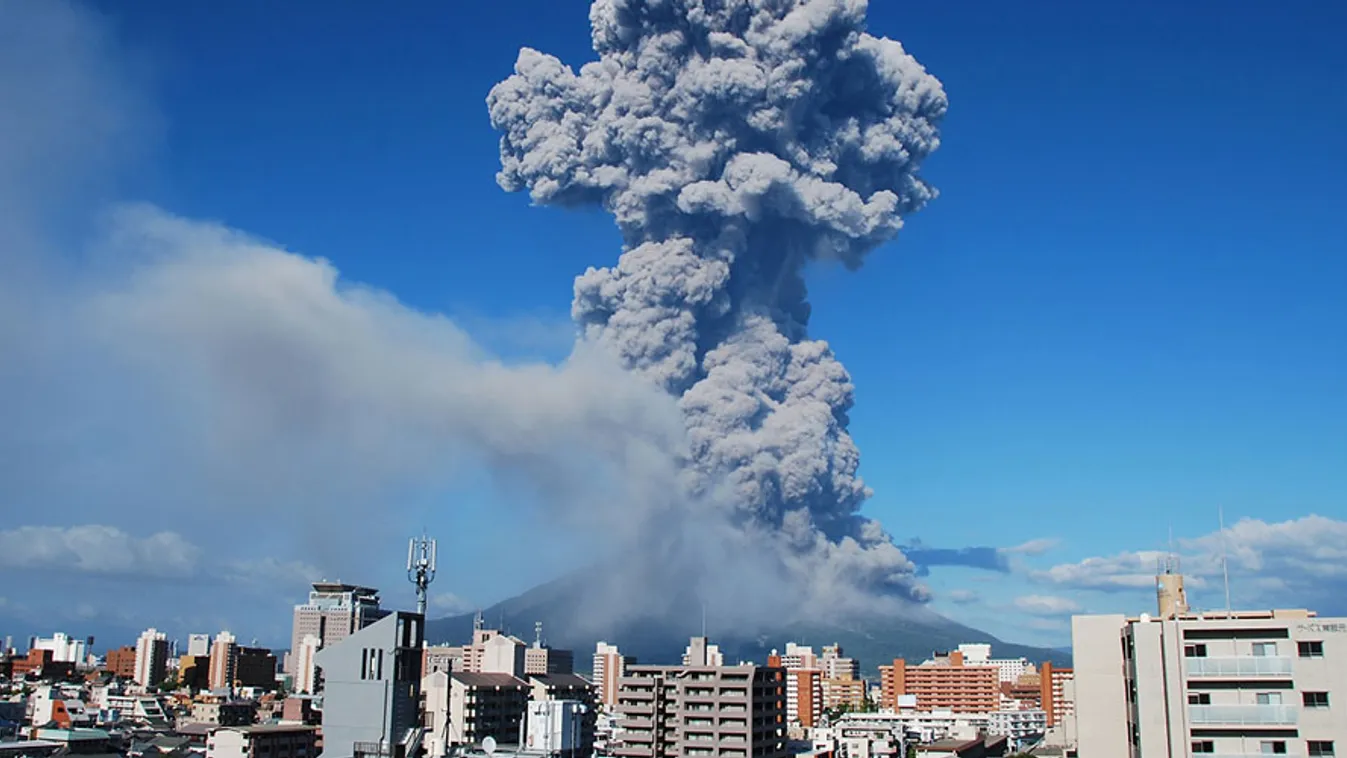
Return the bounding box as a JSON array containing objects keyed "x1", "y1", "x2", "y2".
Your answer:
[{"x1": 1071, "y1": 614, "x2": 1129, "y2": 758}]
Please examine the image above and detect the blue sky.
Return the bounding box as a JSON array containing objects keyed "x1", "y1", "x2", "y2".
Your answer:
[{"x1": 1, "y1": 0, "x2": 1344, "y2": 650}]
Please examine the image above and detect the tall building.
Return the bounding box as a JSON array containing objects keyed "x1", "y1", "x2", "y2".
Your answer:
[
  {"x1": 106, "y1": 646, "x2": 137, "y2": 679},
  {"x1": 188, "y1": 634, "x2": 212, "y2": 657},
  {"x1": 682, "y1": 636, "x2": 724, "y2": 667},
  {"x1": 879, "y1": 650, "x2": 999, "y2": 714},
  {"x1": 209, "y1": 631, "x2": 238, "y2": 691},
  {"x1": 134, "y1": 628, "x2": 169, "y2": 688},
  {"x1": 293, "y1": 635, "x2": 321, "y2": 695},
  {"x1": 32, "y1": 633, "x2": 88, "y2": 664},
  {"x1": 315, "y1": 611, "x2": 424, "y2": 758},
  {"x1": 788, "y1": 669, "x2": 822, "y2": 727},
  {"x1": 288, "y1": 582, "x2": 384, "y2": 675},
  {"x1": 526, "y1": 646, "x2": 575, "y2": 676},
  {"x1": 1038, "y1": 662, "x2": 1074, "y2": 727},
  {"x1": 235, "y1": 647, "x2": 278, "y2": 689},
  {"x1": 593, "y1": 642, "x2": 634, "y2": 710},
  {"x1": 779, "y1": 643, "x2": 818, "y2": 671},
  {"x1": 612, "y1": 637, "x2": 787, "y2": 758},
  {"x1": 820, "y1": 644, "x2": 859, "y2": 681},
  {"x1": 1073, "y1": 607, "x2": 1347, "y2": 758},
  {"x1": 955, "y1": 643, "x2": 1031, "y2": 684}
]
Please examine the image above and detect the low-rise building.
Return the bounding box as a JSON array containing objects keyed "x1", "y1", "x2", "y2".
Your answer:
[{"x1": 206, "y1": 724, "x2": 317, "y2": 758}]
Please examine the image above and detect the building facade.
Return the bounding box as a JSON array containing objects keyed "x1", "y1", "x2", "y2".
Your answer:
[
  {"x1": 209, "y1": 632, "x2": 238, "y2": 691},
  {"x1": 593, "y1": 642, "x2": 633, "y2": 710},
  {"x1": 106, "y1": 646, "x2": 138, "y2": 679},
  {"x1": 288, "y1": 583, "x2": 384, "y2": 676},
  {"x1": 314, "y1": 611, "x2": 424, "y2": 758},
  {"x1": 1038, "y1": 662, "x2": 1074, "y2": 728},
  {"x1": 31, "y1": 633, "x2": 88, "y2": 665},
  {"x1": 205, "y1": 724, "x2": 317, "y2": 758},
  {"x1": 1074, "y1": 608, "x2": 1347, "y2": 758},
  {"x1": 879, "y1": 652, "x2": 999, "y2": 714},
  {"x1": 293, "y1": 635, "x2": 321, "y2": 695},
  {"x1": 134, "y1": 629, "x2": 169, "y2": 688},
  {"x1": 188, "y1": 635, "x2": 212, "y2": 658},
  {"x1": 612, "y1": 647, "x2": 787, "y2": 758}
]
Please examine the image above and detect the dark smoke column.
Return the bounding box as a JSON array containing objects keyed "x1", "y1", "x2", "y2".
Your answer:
[{"x1": 489, "y1": 0, "x2": 946, "y2": 605}]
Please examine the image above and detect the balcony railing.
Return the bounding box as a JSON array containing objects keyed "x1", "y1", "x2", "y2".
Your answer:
[
  {"x1": 1188, "y1": 704, "x2": 1298, "y2": 726},
  {"x1": 1185, "y1": 656, "x2": 1292, "y2": 677}
]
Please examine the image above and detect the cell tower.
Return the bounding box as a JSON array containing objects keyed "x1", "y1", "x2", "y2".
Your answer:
[{"x1": 407, "y1": 533, "x2": 437, "y2": 616}]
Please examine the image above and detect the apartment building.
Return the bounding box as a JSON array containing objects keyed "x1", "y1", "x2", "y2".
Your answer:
[
  {"x1": 593, "y1": 642, "x2": 634, "y2": 710},
  {"x1": 822, "y1": 677, "x2": 866, "y2": 711},
  {"x1": 205, "y1": 724, "x2": 317, "y2": 758},
  {"x1": 787, "y1": 669, "x2": 823, "y2": 728},
  {"x1": 288, "y1": 583, "x2": 384, "y2": 675},
  {"x1": 526, "y1": 646, "x2": 575, "y2": 676},
  {"x1": 821, "y1": 645, "x2": 859, "y2": 681},
  {"x1": 1038, "y1": 662, "x2": 1074, "y2": 728},
  {"x1": 106, "y1": 646, "x2": 138, "y2": 679},
  {"x1": 134, "y1": 629, "x2": 169, "y2": 688},
  {"x1": 879, "y1": 651, "x2": 999, "y2": 714},
  {"x1": 209, "y1": 633, "x2": 238, "y2": 691},
  {"x1": 612, "y1": 639, "x2": 787, "y2": 758},
  {"x1": 1074, "y1": 607, "x2": 1346, "y2": 758},
  {"x1": 31, "y1": 633, "x2": 88, "y2": 665}
]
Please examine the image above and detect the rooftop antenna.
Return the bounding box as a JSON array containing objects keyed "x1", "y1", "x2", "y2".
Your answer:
[
  {"x1": 534, "y1": 621, "x2": 543, "y2": 649},
  {"x1": 1218, "y1": 507, "x2": 1233, "y2": 618},
  {"x1": 473, "y1": 610, "x2": 484, "y2": 633},
  {"x1": 406, "y1": 533, "x2": 437, "y2": 616}
]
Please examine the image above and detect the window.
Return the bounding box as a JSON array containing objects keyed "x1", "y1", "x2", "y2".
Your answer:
[
  {"x1": 1309, "y1": 742, "x2": 1336, "y2": 757},
  {"x1": 1192, "y1": 741, "x2": 1214, "y2": 754},
  {"x1": 1304, "y1": 692, "x2": 1330, "y2": 708},
  {"x1": 1257, "y1": 692, "x2": 1284, "y2": 705},
  {"x1": 1253, "y1": 642, "x2": 1278, "y2": 657},
  {"x1": 1188, "y1": 693, "x2": 1211, "y2": 705},
  {"x1": 1261, "y1": 741, "x2": 1288, "y2": 755},
  {"x1": 1185, "y1": 644, "x2": 1209, "y2": 658},
  {"x1": 1299, "y1": 641, "x2": 1325, "y2": 658}
]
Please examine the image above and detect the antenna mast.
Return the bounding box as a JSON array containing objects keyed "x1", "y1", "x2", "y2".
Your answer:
[{"x1": 407, "y1": 533, "x2": 437, "y2": 616}]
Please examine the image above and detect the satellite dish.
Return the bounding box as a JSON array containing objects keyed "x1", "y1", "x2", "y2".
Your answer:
[{"x1": 482, "y1": 737, "x2": 497, "y2": 756}]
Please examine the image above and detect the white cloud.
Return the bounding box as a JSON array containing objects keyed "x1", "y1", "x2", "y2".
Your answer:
[
  {"x1": 0, "y1": 525, "x2": 199, "y2": 577},
  {"x1": 1014, "y1": 594, "x2": 1082, "y2": 616},
  {"x1": 943, "y1": 588, "x2": 980, "y2": 605},
  {"x1": 1002, "y1": 538, "x2": 1060, "y2": 556},
  {"x1": 1034, "y1": 516, "x2": 1347, "y2": 614}
]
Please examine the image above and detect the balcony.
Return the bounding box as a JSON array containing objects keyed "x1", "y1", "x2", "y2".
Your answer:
[
  {"x1": 1187, "y1": 704, "x2": 1298, "y2": 726},
  {"x1": 1185, "y1": 656, "x2": 1292, "y2": 677}
]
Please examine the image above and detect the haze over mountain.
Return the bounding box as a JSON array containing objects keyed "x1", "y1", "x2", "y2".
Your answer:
[{"x1": 425, "y1": 572, "x2": 1069, "y2": 674}]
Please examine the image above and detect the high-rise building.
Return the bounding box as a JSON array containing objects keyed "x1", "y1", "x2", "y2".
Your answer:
[
  {"x1": 779, "y1": 643, "x2": 817, "y2": 671},
  {"x1": 612, "y1": 637, "x2": 787, "y2": 758},
  {"x1": 593, "y1": 642, "x2": 633, "y2": 710},
  {"x1": 820, "y1": 644, "x2": 858, "y2": 681},
  {"x1": 32, "y1": 633, "x2": 88, "y2": 664},
  {"x1": 288, "y1": 582, "x2": 384, "y2": 675},
  {"x1": 1038, "y1": 662, "x2": 1074, "y2": 727},
  {"x1": 209, "y1": 631, "x2": 238, "y2": 691},
  {"x1": 188, "y1": 634, "x2": 212, "y2": 658},
  {"x1": 234, "y1": 647, "x2": 278, "y2": 689},
  {"x1": 293, "y1": 635, "x2": 321, "y2": 695},
  {"x1": 106, "y1": 646, "x2": 137, "y2": 679},
  {"x1": 526, "y1": 646, "x2": 575, "y2": 676},
  {"x1": 1073, "y1": 607, "x2": 1347, "y2": 758},
  {"x1": 682, "y1": 636, "x2": 724, "y2": 667},
  {"x1": 134, "y1": 629, "x2": 169, "y2": 688},
  {"x1": 879, "y1": 650, "x2": 999, "y2": 714},
  {"x1": 788, "y1": 668, "x2": 822, "y2": 727},
  {"x1": 954, "y1": 643, "x2": 1031, "y2": 684},
  {"x1": 315, "y1": 611, "x2": 424, "y2": 758}
]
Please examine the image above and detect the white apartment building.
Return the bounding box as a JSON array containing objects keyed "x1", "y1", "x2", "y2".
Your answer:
[
  {"x1": 188, "y1": 634, "x2": 211, "y2": 657},
  {"x1": 1074, "y1": 608, "x2": 1346, "y2": 758},
  {"x1": 781, "y1": 643, "x2": 818, "y2": 671},
  {"x1": 292, "y1": 634, "x2": 321, "y2": 695},
  {"x1": 988, "y1": 709, "x2": 1046, "y2": 744},
  {"x1": 31, "y1": 633, "x2": 88, "y2": 665},
  {"x1": 134, "y1": 629, "x2": 168, "y2": 688},
  {"x1": 943, "y1": 643, "x2": 1030, "y2": 684}
]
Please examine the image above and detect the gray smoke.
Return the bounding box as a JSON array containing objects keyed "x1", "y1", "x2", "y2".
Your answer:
[{"x1": 489, "y1": 0, "x2": 947, "y2": 609}]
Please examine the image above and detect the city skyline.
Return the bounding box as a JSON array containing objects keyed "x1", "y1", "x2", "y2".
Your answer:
[{"x1": 1, "y1": 0, "x2": 1345, "y2": 652}]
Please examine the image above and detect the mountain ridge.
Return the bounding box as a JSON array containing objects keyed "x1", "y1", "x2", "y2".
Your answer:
[{"x1": 424, "y1": 574, "x2": 1070, "y2": 676}]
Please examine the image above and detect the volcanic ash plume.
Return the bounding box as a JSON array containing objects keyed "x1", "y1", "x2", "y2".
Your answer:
[{"x1": 488, "y1": 0, "x2": 947, "y2": 609}]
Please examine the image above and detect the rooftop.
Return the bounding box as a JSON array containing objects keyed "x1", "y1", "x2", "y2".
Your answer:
[
  {"x1": 528, "y1": 673, "x2": 592, "y2": 689},
  {"x1": 211, "y1": 724, "x2": 318, "y2": 735},
  {"x1": 450, "y1": 672, "x2": 527, "y2": 689}
]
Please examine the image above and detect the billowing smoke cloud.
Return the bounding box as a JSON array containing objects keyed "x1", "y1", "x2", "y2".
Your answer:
[{"x1": 489, "y1": 0, "x2": 947, "y2": 608}]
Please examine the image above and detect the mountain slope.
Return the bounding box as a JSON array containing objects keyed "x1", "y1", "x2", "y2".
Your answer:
[{"x1": 425, "y1": 574, "x2": 1070, "y2": 675}]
